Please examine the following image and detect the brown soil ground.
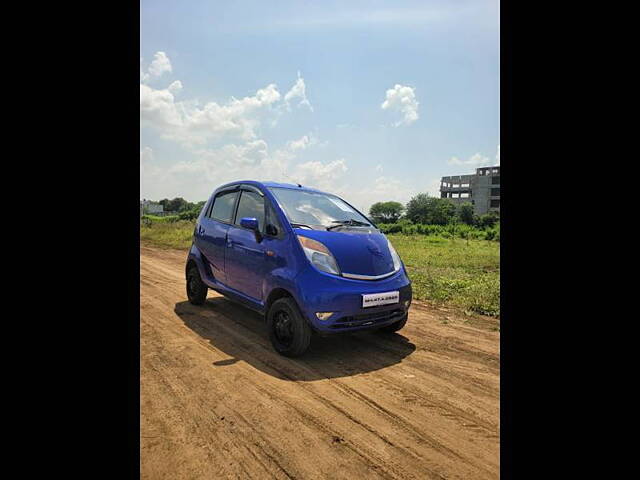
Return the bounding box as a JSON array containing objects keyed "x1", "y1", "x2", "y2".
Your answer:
[{"x1": 140, "y1": 245, "x2": 500, "y2": 479}]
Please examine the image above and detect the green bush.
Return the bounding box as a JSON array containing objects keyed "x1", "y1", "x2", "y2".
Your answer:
[
  {"x1": 377, "y1": 221, "x2": 498, "y2": 241},
  {"x1": 379, "y1": 223, "x2": 403, "y2": 233},
  {"x1": 476, "y1": 212, "x2": 500, "y2": 228},
  {"x1": 178, "y1": 209, "x2": 200, "y2": 221},
  {"x1": 141, "y1": 214, "x2": 180, "y2": 223}
]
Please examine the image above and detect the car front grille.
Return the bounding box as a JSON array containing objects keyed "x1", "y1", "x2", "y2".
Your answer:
[{"x1": 330, "y1": 308, "x2": 405, "y2": 330}]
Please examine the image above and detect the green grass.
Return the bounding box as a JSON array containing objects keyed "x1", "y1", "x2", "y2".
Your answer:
[
  {"x1": 140, "y1": 221, "x2": 500, "y2": 317},
  {"x1": 388, "y1": 234, "x2": 500, "y2": 317},
  {"x1": 140, "y1": 220, "x2": 194, "y2": 249}
]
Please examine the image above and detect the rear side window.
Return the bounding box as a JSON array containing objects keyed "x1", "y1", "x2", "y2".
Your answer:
[
  {"x1": 210, "y1": 191, "x2": 239, "y2": 223},
  {"x1": 234, "y1": 191, "x2": 265, "y2": 229}
]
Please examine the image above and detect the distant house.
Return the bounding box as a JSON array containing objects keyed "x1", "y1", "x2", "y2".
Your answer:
[{"x1": 140, "y1": 199, "x2": 164, "y2": 215}]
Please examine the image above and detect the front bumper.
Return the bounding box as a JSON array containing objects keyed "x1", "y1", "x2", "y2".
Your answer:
[{"x1": 293, "y1": 265, "x2": 412, "y2": 334}]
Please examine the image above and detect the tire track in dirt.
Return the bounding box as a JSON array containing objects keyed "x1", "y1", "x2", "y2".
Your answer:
[
  {"x1": 187, "y1": 294, "x2": 499, "y2": 439},
  {"x1": 160, "y1": 286, "x2": 492, "y2": 478}
]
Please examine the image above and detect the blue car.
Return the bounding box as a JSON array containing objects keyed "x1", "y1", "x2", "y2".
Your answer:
[{"x1": 185, "y1": 181, "x2": 412, "y2": 356}]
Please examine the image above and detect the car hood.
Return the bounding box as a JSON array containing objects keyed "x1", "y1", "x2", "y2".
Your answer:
[{"x1": 295, "y1": 228, "x2": 397, "y2": 277}]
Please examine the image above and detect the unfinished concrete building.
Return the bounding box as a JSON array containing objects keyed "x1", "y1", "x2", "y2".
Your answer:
[{"x1": 440, "y1": 166, "x2": 500, "y2": 216}]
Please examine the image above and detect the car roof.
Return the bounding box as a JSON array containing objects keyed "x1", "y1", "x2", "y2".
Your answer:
[{"x1": 216, "y1": 180, "x2": 328, "y2": 195}]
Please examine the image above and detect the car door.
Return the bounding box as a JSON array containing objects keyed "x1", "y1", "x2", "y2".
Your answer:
[
  {"x1": 225, "y1": 188, "x2": 268, "y2": 301},
  {"x1": 195, "y1": 188, "x2": 239, "y2": 286}
]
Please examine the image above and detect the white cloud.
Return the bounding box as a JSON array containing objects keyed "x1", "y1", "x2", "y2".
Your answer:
[
  {"x1": 218, "y1": 140, "x2": 269, "y2": 166},
  {"x1": 287, "y1": 136, "x2": 310, "y2": 151},
  {"x1": 140, "y1": 82, "x2": 282, "y2": 146},
  {"x1": 148, "y1": 51, "x2": 172, "y2": 77},
  {"x1": 140, "y1": 62, "x2": 338, "y2": 201},
  {"x1": 140, "y1": 83, "x2": 182, "y2": 129},
  {"x1": 375, "y1": 164, "x2": 383, "y2": 173},
  {"x1": 448, "y1": 146, "x2": 500, "y2": 168},
  {"x1": 140, "y1": 52, "x2": 173, "y2": 84},
  {"x1": 140, "y1": 134, "x2": 414, "y2": 214},
  {"x1": 168, "y1": 80, "x2": 182, "y2": 94},
  {"x1": 140, "y1": 61, "x2": 316, "y2": 150},
  {"x1": 448, "y1": 152, "x2": 491, "y2": 166},
  {"x1": 381, "y1": 84, "x2": 419, "y2": 126},
  {"x1": 292, "y1": 159, "x2": 347, "y2": 189},
  {"x1": 286, "y1": 133, "x2": 320, "y2": 151},
  {"x1": 142, "y1": 131, "x2": 348, "y2": 201},
  {"x1": 284, "y1": 71, "x2": 313, "y2": 112}
]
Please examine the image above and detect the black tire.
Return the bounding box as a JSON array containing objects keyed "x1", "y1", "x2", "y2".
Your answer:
[
  {"x1": 186, "y1": 265, "x2": 208, "y2": 305},
  {"x1": 378, "y1": 313, "x2": 408, "y2": 333},
  {"x1": 267, "y1": 298, "x2": 312, "y2": 357}
]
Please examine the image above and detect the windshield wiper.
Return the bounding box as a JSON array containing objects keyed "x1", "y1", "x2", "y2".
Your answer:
[{"x1": 326, "y1": 219, "x2": 371, "y2": 231}]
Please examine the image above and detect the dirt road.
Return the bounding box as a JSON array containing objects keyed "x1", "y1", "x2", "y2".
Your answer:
[{"x1": 140, "y1": 245, "x2": 500, "y2": 479}]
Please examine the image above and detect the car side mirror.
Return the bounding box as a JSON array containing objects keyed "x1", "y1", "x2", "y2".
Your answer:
[
  {"x1": 240, "y1": 217, "x2": 263, "y2": 242},
  {"x1": 240, "y1": 217, "x2": 259, "y2": 230}
]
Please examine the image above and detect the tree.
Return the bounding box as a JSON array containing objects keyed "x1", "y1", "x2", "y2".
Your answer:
[
  {"x1": 166, "y1": 197, "x2": 189, "y2": 212},
  {"x1": 369, "y1": 201, "x2": 405, "y2": 223},
  {"x1": 458, "y1": 203, "x2": 475, "y2": 225},
  {"x1": 405, "y1": 193, "x2": 432, "y2": 224},
  {"x1": 430, "y1": 198, "x2": 457, "y2": 225},
  {"x1": 405, "y1": 194, "x2": 457, "y2": 225}
]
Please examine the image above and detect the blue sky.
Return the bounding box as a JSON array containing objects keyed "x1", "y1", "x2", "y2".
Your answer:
[{"x1": 140, "y1": 0, "x2": 499, "y2": 212}]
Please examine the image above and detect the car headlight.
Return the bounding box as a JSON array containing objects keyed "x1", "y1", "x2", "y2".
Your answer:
[
  {"x1": 297, "y1": 235, "x2": 341, "y2": 275},
  {"x1": 386, "y1": 237, "x2": 402, "y2": 272}
]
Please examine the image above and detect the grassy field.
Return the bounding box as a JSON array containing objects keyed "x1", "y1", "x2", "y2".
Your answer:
[
  {"x1": 140, "y1": 221, "x2": 499, "y2": 317},
  {"x1": 388, "y1": 235, "x2": 499, "y2": 317},
  {"x1": 140, "y1": 220, "x2": 196, "y2": 249}
]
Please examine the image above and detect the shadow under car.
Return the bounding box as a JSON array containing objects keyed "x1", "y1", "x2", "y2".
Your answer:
[{"x1": 174, "y1": 296, "x2": 416, "y2": 381}]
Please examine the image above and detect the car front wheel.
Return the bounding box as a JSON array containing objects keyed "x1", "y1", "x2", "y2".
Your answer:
[
  {"x1": 267, "y1": 298, "x2": 312, "y2": 357},
  {"x1": 186, "y1": 265, "x2": 208, "y2": 305}
]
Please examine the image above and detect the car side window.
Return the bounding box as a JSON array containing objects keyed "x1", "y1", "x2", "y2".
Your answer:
[
  {"x1": 234, "y1": 191, "x2": 265, "y2": 230},
  {"x1": 210, "y1": 190, "x2": 239, "y2": 223}
]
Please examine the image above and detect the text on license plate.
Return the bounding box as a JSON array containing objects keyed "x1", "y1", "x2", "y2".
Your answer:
[{"x1": 362, "y1": 291, "x2": 400, "y2": 308}]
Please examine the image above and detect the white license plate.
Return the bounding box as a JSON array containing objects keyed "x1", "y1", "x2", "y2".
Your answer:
[{"x1": 362, "y1": 291, "x2": 400, "y2": 308}]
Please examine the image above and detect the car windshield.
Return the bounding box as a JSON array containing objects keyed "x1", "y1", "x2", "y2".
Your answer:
[{"x1": 268, "y1": 187, "x2": 371, "y2": 229}]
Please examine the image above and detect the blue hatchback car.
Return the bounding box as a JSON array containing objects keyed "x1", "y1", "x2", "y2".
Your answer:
[{"x1": 185, "y1": 181, "x2": 412, "y2": 356}]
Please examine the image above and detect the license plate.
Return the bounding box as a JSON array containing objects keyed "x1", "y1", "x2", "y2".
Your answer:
[{"x1": 362, "y1": 291, "x2": 400, "y2": 308}]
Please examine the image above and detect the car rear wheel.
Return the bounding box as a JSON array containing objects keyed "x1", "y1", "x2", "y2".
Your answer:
[
  {"x1": 267, "y1": 298, "x2": 312, "y2": 357},
  {"x1": 378, "y1": 313, "x2": 408, "y2": 333},
  {"x1": 186, "y1": 265, "x2": 208, "y2": 305}
]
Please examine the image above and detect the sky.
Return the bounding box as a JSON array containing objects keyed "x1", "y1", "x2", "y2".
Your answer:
[{"x1": 140, "y1": 0, "x2": 499, "y2": 213}]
